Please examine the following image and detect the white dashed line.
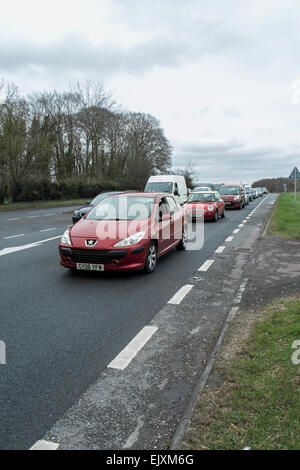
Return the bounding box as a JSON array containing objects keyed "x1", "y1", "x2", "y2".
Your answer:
[
  {"x1": 168, "y1": 284, "x2": 194, "y2": 305},
  {"x1": 30, "y1": 440, "x2": 59, "y2": 451},
  {"x1": 0, "y1": 235, "x2": 62, "y2": 257},
  {"x1": 233, "y1": 229, "x2": 240, "y2": 234},
  {"x1": 225, "y1": 236, "x2": 234, "y2": 242},
  {"x1": 44, "y1": 213, "x2": 56, "y2": 217},
  {"x1": 238, "y1": 224, "x2": 244, "y2": 228},
  {"x1": 40, "y1": 228, "x2": 57, "y2": 233},
  {"x1": 4, "y1": 234, "x2": 24, "y2": 239},
  {"x1": 108, "y1": 325, "x2": 158, "y2": 370},
  {"x1": 27, "y1": 216, "x2": 39, "y2": 219},
  {"x1": 198, "y1": 259, "x2": 214, "y2": 272},
  {"x1": 7, "y1": 218, "x2": 20, "y2": 221},
  {"x1": 215, "y1": 245, "x2": 225, "y2": 254}
]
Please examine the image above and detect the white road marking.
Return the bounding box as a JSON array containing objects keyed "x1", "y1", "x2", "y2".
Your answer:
[
  {"x1": 108, "y1": 326, "x2": 158, "y2": 370},
  {"x1": 168, "y1": 284, "x2": 194, "y2": 305},
  {"x1": 30, "y1": 440, "x2": 59, "y2": 451},
  {"x1": 44, "y1": 213, "x2": 56, "y2": 217},
  {"x1": 0, "y1": 235, "x2": 61, "y2": 257},
  {"x1": 4, "y1": 234, "x2": 24, "y2": 239},
  {"x1": 7, "y1": 218, "x2": 20, "y2": 221},
  {"x1": 198, "y1": 259, "x2": 214, "y2": 272},
  {"x1": 27, "y1": 216, "x2": 39, "y2": 218},
  {"x1": 215, "y1": 245, "x2": 225, "y2": 254},
  {"x1": 225, "y1": 236, "x2": 234, "y2": 242},
  {"x1": 40, "y1": 228, "x2": 57, "y2": 232},
  {"x1": 233, "y1": 228, "x2": 240, "y2": 234},
  {"x1": 238, "y1": 224, "x2": 244, "y2": 228}
]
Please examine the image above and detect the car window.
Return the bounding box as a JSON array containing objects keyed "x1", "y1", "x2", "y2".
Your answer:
[{"x1": 166, "y1": 196, "x2": 179, "y2": 215}]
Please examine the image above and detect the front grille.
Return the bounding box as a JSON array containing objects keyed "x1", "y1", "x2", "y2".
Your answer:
[{"x1": 62, "y1": 248, "x2": 127, "y2": 265}]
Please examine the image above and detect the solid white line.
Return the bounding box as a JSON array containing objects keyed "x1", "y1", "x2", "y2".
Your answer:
[
  {"x1": 108, "y1": 326, "x2": 158, "y2": 370},
  {"x1": 40, "y1": 228, "x2": 57, "y2": 232},
  {"x1": 168, "y1": 284, "x2": 194, "y2": 305},
  {"x1": 4, "y1": 234, "x2": 24, "y2": 239},
  {"x1": 215, "y1": 245, "x2": 225, "y2": 254},
  {"x1": 233, "y1": 228, "x2": 240, "y2": 234},
  {"x1": 7, "y1": 218, "x2": 20, "y2": 221},
  {"x1": 225, "y1": 236, "x2": 234, "y2": 242},
  {"x1": 198, "y1": 259, "x2": 214, "y2": 272},
  {"x1": 30, "y1": 440, "x2": 59, "y2": 451}
]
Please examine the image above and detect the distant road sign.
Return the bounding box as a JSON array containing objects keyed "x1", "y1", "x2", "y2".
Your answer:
[{"x1": 289, "y1": 167, "x2": 300, "y2": 179}]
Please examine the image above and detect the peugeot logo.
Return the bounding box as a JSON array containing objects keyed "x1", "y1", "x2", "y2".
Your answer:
[{"x1": 85, "y1": 239, "x2": 97, "y2": 247}]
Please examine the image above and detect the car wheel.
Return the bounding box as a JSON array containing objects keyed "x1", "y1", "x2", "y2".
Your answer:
[
  {"x1": 221, "y1": 208, "x2": 225, "y2": 218},
  {"x1": 213, "y1": 210, "x2": 218, "y2": 222},
  {"x1": 177, "y1": 229, "x2": 187, "y2": 251},
  {"x1": 144, "y1": 241, "x2": 158, "y2": 274}
]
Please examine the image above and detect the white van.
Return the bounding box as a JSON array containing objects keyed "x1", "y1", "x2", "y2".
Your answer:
[{"x1": 145, "y1": 175, "x2": 188, "y2": 205}]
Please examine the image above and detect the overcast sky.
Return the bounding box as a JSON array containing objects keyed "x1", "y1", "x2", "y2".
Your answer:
[{"x1": 1, "y1": 0, "x2": 300, "y2": 183}]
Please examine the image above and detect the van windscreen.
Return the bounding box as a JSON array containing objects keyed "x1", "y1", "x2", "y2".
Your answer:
[{"x1": 145, "y1": 182, "x2": 173, "y2": 193}]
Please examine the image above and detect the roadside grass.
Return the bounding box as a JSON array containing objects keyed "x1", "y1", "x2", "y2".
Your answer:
[
  {"x1": 182, "y1": 298, "x2": 300, "y2": 450},
  {"x1": 269, "y1": 192, "x2": 300, "y2": 239},
  {"x1": 0, "y1": 199, "x2": 87, "y2": 213}
]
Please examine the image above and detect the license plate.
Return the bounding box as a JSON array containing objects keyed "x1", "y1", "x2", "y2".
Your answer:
[
  {"x1": 76, "y1": 263, "x2": 104, "y2": 271},
  {"x1": 225, "y1": 202, "x2": 231, "y2": 205}
]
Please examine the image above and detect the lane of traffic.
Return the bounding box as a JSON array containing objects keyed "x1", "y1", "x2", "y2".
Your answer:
[{"x1": 0, "y1": 196, "x2": 265, "y2": 449}]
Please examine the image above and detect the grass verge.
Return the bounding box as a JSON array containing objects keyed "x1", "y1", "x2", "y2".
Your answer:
[
  {"x1": 269, "y1": 193, "x2": 300, "y2": 239},
  {"x1": 182, "y1": 297, "x2": 300, "y2": 450},
  {"x1": 0, "y1": 199, "x2": 87, "y2": 213}
]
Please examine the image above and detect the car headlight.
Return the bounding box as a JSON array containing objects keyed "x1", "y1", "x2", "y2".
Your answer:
[
  {"x1": 208, "y1": 205, "x2": 214, "y2": 211},
  {"x1": 61, "y1": 229, "x2": 72, "y2": 246},
  {"x1": 234, "y1": 196, "x2": 240, "y2": 200},
  {"x1": 114, "y1": 231, "x2": 145, "y2": 247}
]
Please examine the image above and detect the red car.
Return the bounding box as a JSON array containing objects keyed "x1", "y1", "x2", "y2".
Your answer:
[
  {"x1": 59, "y1": 193, "x2": 186, "y2": 274},
  {"x1": 219, "y1": 185, "x2": 246, "y2": 209},
  {"x1": 185, "y1": 191, "x2": 225, "y2": 222}
]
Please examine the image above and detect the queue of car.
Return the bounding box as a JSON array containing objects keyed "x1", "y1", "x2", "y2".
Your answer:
[{"x1": 59, "y1": 177, "x2": 267, "y2": 274}]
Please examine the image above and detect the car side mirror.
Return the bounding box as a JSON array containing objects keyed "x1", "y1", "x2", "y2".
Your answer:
[{"x1": 174, "y1": 189, "x2": 179, "y2": 196}]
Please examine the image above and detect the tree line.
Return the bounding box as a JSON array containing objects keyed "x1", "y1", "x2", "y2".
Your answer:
[
  {"x1": 0, "y1": 80, "x2": 172, "y2": 203},
  {"x1": 252, "y1": 177, "x2": 298, "y2": 193}
]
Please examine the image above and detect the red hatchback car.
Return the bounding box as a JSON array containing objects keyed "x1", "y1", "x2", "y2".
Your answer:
[
  {"x1": 185, "y1": 191, "x2": 225, "y2": 222},
  {"x1": 219, "y1": 185, "x2": 246, "y2": 209},
  {"x1": 59, "y1": 193, "x2": 187, "y2": 274}
]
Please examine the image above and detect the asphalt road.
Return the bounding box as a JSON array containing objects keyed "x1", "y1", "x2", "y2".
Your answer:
[{"x1": 0, "y1": 197, "x2": 271, "y2": 449}]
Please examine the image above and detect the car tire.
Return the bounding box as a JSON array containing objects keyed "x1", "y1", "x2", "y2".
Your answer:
[
  {"x1": 213, "y1": 210, "x2": 218, "y2": 222},
  {"x1": 221, "y1": 208, "x2": 225, "y2": 218},
  {"x1": 144, "y1": 241, "x2": 158, "y2": 274},
  {"x1": 177, "y1": 229, "x2": 187, "y2": 251}
]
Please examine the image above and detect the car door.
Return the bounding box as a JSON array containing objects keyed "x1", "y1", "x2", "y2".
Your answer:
[
  {"x1": 166, "y1": 196, "x2": 182, "y2": 243},
  {"x1": 156, "y1": 197, "x2": 172, "y2": 255},
  {"x1": 216, "y1": 193, "x2": 224, "y2": 214}
]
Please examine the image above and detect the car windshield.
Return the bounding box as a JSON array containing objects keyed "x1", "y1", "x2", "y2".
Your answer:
[
  {"x1": 86, "y1": 196, "x2": 156, "y2": 221},
  {"x1": 91, "y1": 192, "x2": 120, "y2": 206},
  {"x1": 145, "y1": 182, "x2": 173, "y2": 193},
  {"x1": 219, "y1": 187, "x2": 240, "y2": 195},
  {"x1": 188, "y1": 193, "x2": 217, "y2": 203},
  {"x1": 193, "y1": 187, "x2": 211, "y2": 192}
]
